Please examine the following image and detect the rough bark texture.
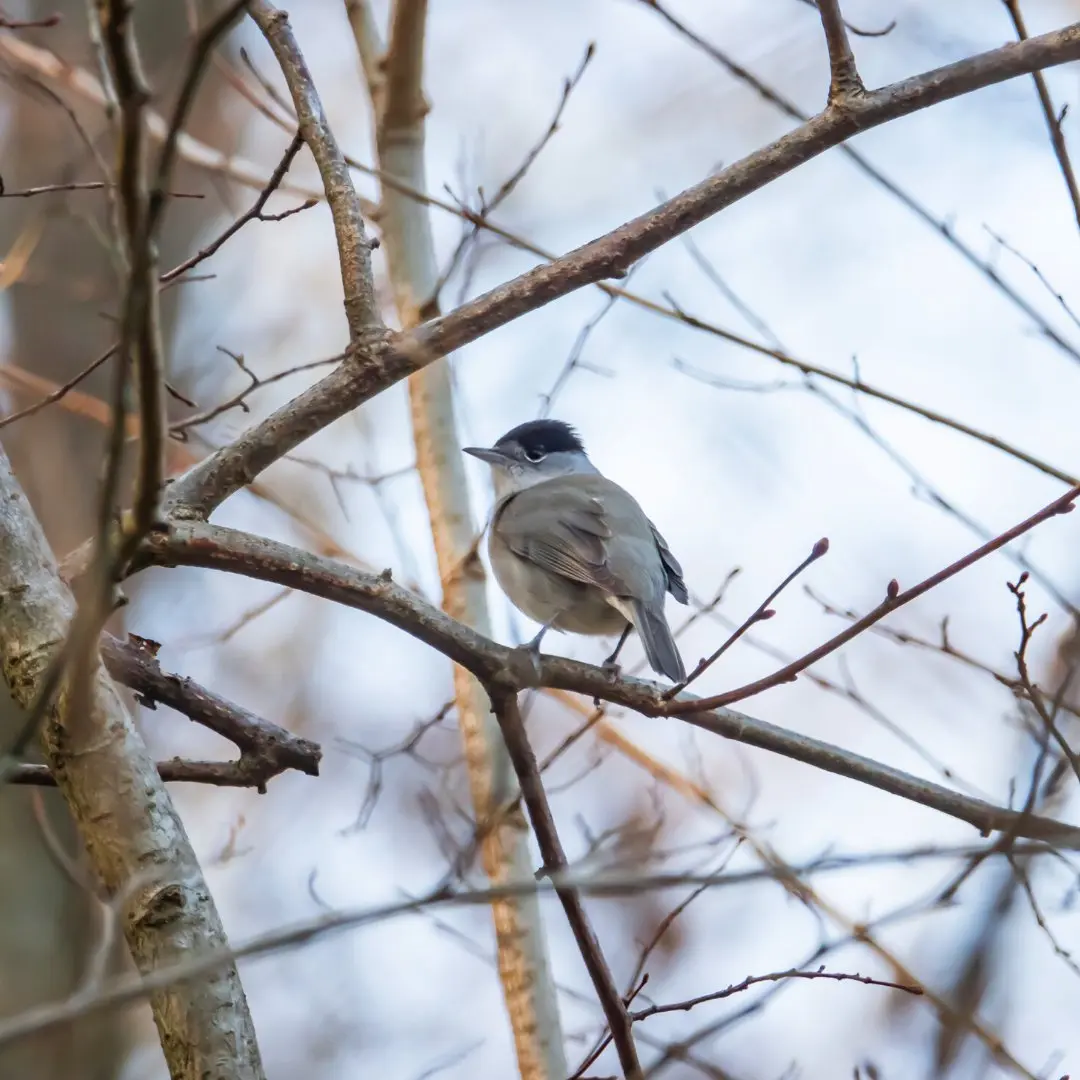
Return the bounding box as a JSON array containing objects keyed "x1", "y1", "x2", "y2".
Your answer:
[{"x1": 0, "y1": 450, "x2": 264, "y2": 1080}]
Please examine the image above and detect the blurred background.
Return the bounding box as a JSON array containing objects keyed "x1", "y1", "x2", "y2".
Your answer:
[{"x1": 1, "y1": 0, "x2": 1080, "y2": 1077}]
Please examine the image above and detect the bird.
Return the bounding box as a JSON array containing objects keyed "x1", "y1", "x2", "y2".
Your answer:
[{"x1": 463, "y1": 418, "x2": 688, "y2": 682}]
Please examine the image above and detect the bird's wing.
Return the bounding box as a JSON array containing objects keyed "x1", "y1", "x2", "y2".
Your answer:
[
  {"x1": 494, "y1": 478, "x2": 628, "y2": 595},
  {"x1": 647, "y1": 519, "x2": 689, "y2": 604}
]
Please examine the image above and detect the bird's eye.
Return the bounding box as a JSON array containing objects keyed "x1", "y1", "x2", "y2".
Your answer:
[{"x1": 523, "y1": 448, "x2": 546, "y2": 463}]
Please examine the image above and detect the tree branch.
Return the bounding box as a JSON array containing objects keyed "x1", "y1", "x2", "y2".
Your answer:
[
  {"x1": 8, "y1": 757, "x2": 299, "y2": 788},
  {"x1": 1002, "y1": 0, "x2": 1080, "y2": 234},
  {"x1": 0, "y1": 449, "x2": 264, "y2": 1077},
  {"x1": 101, "y1": 632, "x2": 321, "y2": 785},
  {"x1": 247, "y1": 0, "x2": 379, "y2": 339},
  {"x1": 138, "y1": 517, "x2": 1080, "y2": 849},
  {"x1": 488, "y1": 686, "x2": 641, "y2": 1078},
  {"x1": 675, "y1": 482, "x2": 1080, "y2": 714},
  {"x1": 816, "y1": 0, "x2": 864, "y2": 101},
  {"x1": 164, "y1": 19, "x2": 1080, "y2": 519}
]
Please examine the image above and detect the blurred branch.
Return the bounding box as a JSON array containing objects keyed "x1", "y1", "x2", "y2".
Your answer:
[
  {"x1": 248, "y1": 0, "x2": 380, "y2": 339},
  {"x1": 579, "y1": 708, "x2": 1041, "y2": 1078},
  {"x1": 166, "y1": 18, "x2": 1080, "y2": 518},
  {"x1": 677, "y1": 356, "x2": 1078, "y2": 611},
  {"x1": 0, "y1": 344, "x2": 117, "y2": 431},
  {"x1": 1008, "y1": 574, "x2": 1080, "y2": 785},
  {"x1": 635, "y1": 0, "x2": 1080, "y2": 364},
  {"x1": 148, "y1": 0, "x2": 250, "y2": 233},
  {"x1": 488, "y1": 687, "x2": 641, "y2": 1078},
  {"x1": 0, "y1": 9, "x2": 59, "y2": 30},
  {"x1": 0, "y1": 33, "x2": 332, "y2": 205},
  {"x1": 0, "y1": 180, "x2": 200, "y2": 197},
  {"x1": 1002, "y1": 0, "x2": 1080, "y2": 234},
  {"x1": 354, "y1": 0, "x2": 570, "y2": 1073},
  {"x1": 0, "y1": 860, "x2": 889, "y2": 1053},
  {"x1": 0, "y1": 449, "x2": 264, "y2": 1075},
  {"x1": 143, "y1": 514, "x2": 1080, "y2": 848}
]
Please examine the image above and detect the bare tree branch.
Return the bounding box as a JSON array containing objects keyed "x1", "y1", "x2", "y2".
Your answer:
[
  {"x1": 101, "y1": 632, "x2": 321, "y2": 784},
  {"x1": 1003, "y1": 0, "x2": 1080, "y2": 234},
  {"x1": 165, "y1": 20, "x2": 1080, "y2": 519},
  {"x1": 488, "y1": 687, "x2": 641, "y2": 1077},
  {"x1": 248, "y1": 0, "x2": 380, "y2": 339},
  {"x1": 140, "y1": 516, "x2": 1080, "y2": 849},
  {"x1": 676, "y1": 483, "x2": 1080, "y2": 713},
  {"x1": 0, "y1": 449, "x2": 264, "y2": 1077},
  {"x1": 635, "y1": 0, "x2": 1080, "y2": 365},
  {"x1": 161, "y1": 129, "x2": 310, "y2": 283}
]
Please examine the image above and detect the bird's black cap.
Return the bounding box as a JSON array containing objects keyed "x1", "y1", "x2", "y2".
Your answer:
[{"x1": 494, "y1": 419, "x2": 586, "y2": 456}]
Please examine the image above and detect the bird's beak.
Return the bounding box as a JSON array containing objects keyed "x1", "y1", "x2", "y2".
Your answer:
[{"x1": 462, "y1": 446, "x2": 508, "y2": 466}]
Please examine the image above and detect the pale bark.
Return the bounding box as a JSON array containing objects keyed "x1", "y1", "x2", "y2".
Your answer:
[
  {"x1": 0, "y1": 450, "x2": 264, "y2": 1080},
  {"x1": 348, "y1": 2, "x2": 568, "y2": 1075}
]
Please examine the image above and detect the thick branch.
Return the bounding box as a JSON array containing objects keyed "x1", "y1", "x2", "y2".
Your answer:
[
  {"x1": 165, "y1": 20, "x2": 1080, "y2": 519},
  {"x1": 140, "y1": 520, "x2": 1080, "y2": 849},
  {"x1": 0, "y1": 450, "x2": 264, "y2": 1078},
  {"x1": 248, "y1": 1, "x2": 379, "y2": 339}
]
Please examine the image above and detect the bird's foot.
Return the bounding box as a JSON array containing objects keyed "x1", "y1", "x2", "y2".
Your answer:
[
  {"x1": 601, "y1": 655, "x2": 622, "y2": 678},
  {"x1": 510, "y1": 640, "x2": 544, "y2": 686}
]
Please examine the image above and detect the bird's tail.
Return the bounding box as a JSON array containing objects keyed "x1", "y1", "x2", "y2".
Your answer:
[{"x1": 631, "y1": 599, "x2": 686, "y2": 683}]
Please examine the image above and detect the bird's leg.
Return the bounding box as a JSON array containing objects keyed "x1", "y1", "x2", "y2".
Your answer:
[
  {"x1": 510, "y1": 618, "x2": 557, "y2": 684},
  {"x1": 602, "y1": 623, "x2": 633, "y2": 675},
  {"x1": 525, "y1": 620, "x2": 554, "y2": 656}
]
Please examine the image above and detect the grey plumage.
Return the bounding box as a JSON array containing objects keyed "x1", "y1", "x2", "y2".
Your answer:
[{"x1": 464, "y1": 421, "x2": 688, "y2": 682}]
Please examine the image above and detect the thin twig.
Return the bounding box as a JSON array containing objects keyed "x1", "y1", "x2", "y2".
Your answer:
[
  {"x1": 669, "y1": 537, "x2": 829, "y2": 696},
  {"x1": 675, "y1": 484, "x2": 1080, "y2": 714},
  {"x1": 1008, "y1": 574, "x2": 1080, "y2": 786},
  {"x1": 1002, "y1": 0, "x2": 1080, "y2": 234},
  {"x1": 0, "y1": 180, "x2": 201, "y2": 198},
  {"x1": 0, "y1": 344, "x2": 116, "y2": 431},
  {"x1": 161, "y1": 130, "x2": 309, "y2": 282},
  {"x1": 630, "y1": 965, "x2": 920, "y2": 1022}
]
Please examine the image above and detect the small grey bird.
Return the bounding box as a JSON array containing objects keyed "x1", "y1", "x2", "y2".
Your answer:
[{"x1": 464, "y1": 419, "x2": 688, "y2": 682}]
